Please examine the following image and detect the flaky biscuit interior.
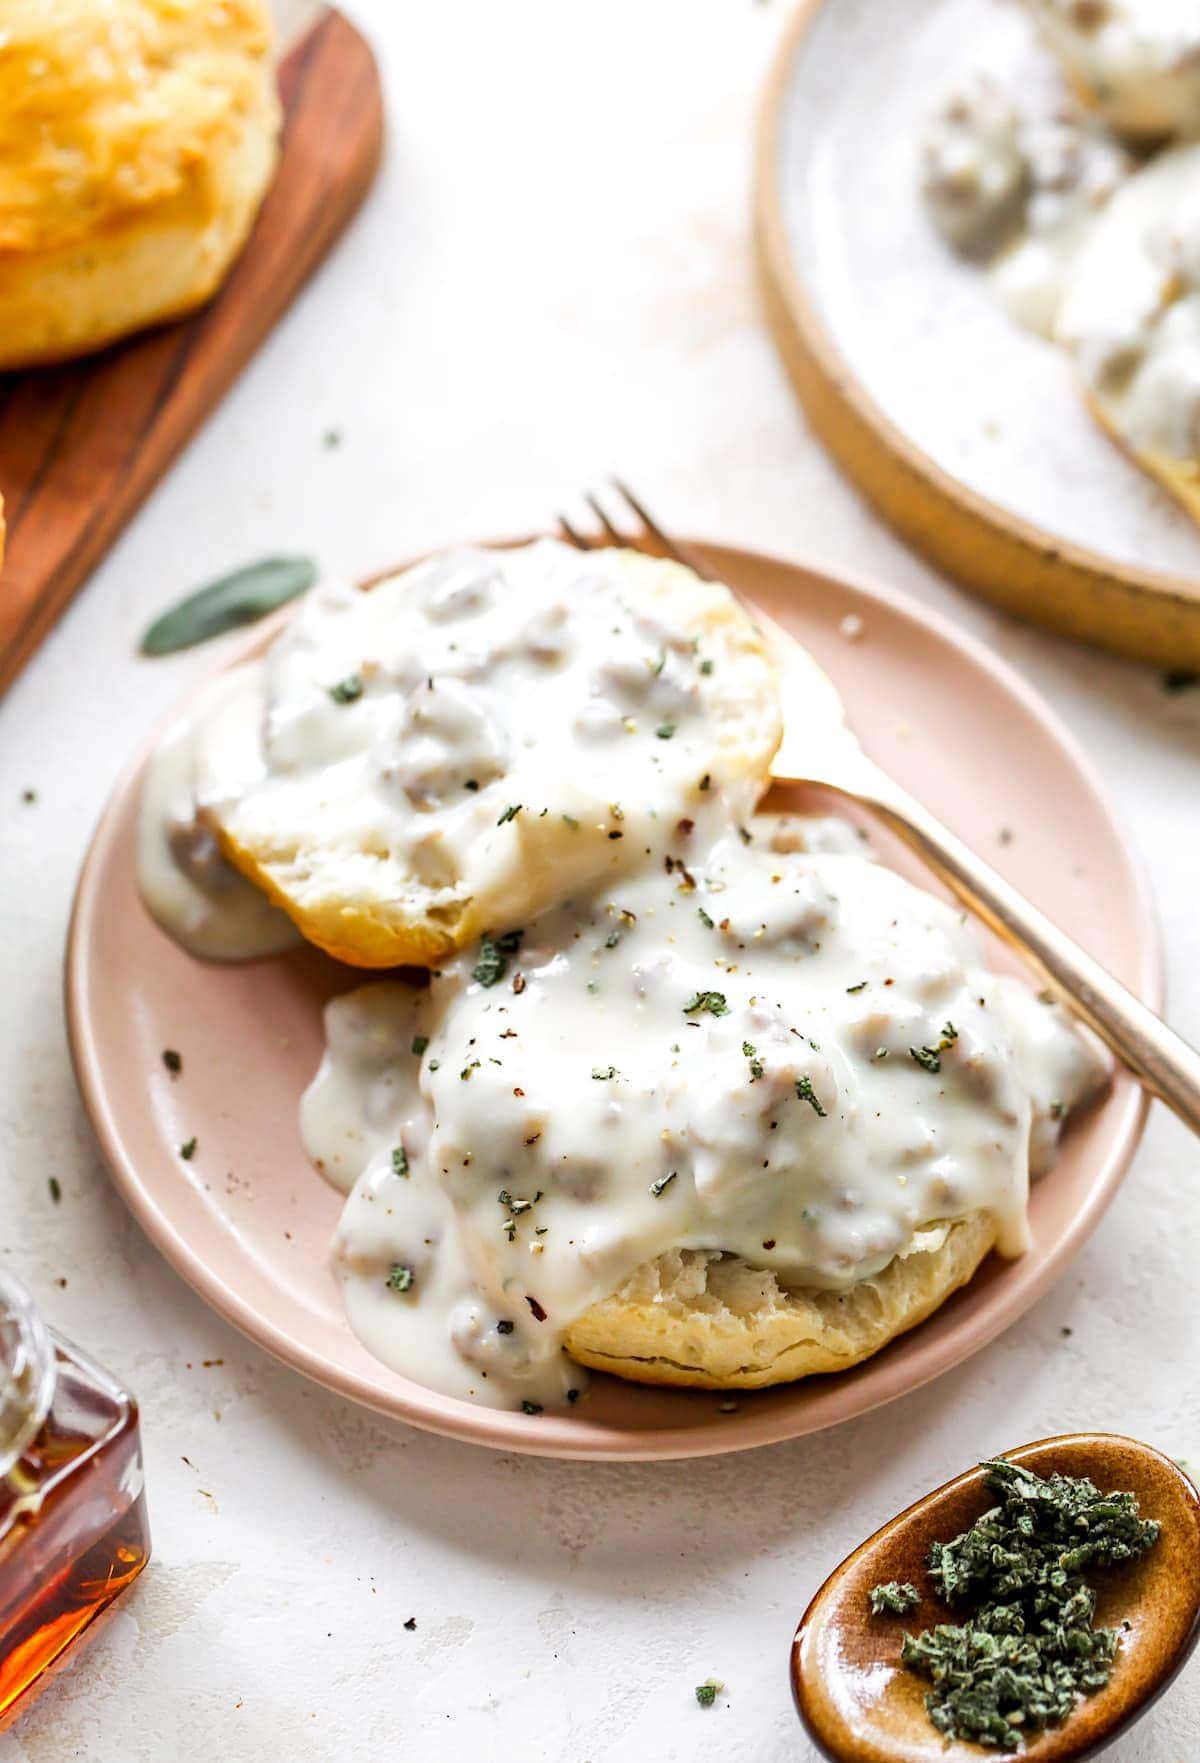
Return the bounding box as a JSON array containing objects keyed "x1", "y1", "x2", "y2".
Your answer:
[{"x1": 563, "y1": 1213, "x2": 997, "y2": 1390}]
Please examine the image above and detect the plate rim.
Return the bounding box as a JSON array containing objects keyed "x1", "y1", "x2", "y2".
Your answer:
[
  {"x1": 65, "y1": 535, "x2": 1161, "y2": 1460},
  {"x1": 754, "y1": 0, "x2": 1200, "y2": 670}
]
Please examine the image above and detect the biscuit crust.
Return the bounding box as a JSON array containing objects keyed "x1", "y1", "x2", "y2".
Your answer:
[{"x1": 563, "y1": 1214, "x2": 997, "y2": 1389}]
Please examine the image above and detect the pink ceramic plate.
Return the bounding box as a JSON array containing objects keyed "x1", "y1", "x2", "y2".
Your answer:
[{"x1": 66, "y1": 540, "x2": 1159, "y2": 1460}]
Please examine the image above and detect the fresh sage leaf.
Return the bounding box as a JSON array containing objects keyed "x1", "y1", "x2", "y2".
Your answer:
[{"x1": 140, "y1": 554, "x2": 318, "y2": 656}]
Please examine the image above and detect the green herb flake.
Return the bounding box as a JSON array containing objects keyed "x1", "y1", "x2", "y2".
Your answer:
[
  {"x1": 140, "y1": 555, "x2": 318, "y2": 656},
  {"x1": 743, "y1": 1041, "x2": 764, "y2": 1080},
  {"x1": 328, "y1": 673, "x2": 364, "y2": 704},
  {"x1": 795, "y1": 1076, "x2": 826, "y2": 1117},
  {"x1": 868, "y1": 1582, "x2": 919, "y2": 1616},
  {"x1": 385, "y1": 1263, "x2": 415, "y2": 1294},
  {"x1": 649, "y1": 1171, "x2": 677, "y2": 1197},
  {"x1": 391, "y1": 1146, "x2": 410, "y2": 1178},
  {"x1": 498, "y1": 1187, "x2": 540, "y2": 1240},
  {"x1": 179, "y1": 1139, "x2": 197, "y2": 1162},
  {"x1": 562, "y1": 814, "x2": 580, "y2": 830},
  {"x1": 473, "y1": 929, "x2": 523, "y2": 988},
  {"x1": 846, "y1": 980, "x2": 868, "y2": 994},
  {"x1": 521, "y1": 1400, "x2": 543, "y2": 1415},
  {"x1": 604, "y1": 930, "x2": 621, "y2": 949},
  {"x1": 910, "y1": 1022, "x2": 958, "y2": 1074},
  {"x1": 592, "y1": 1065, "x2": 617, "y2": 1081},
  {"x1": 411, "y1": 1035, "x2": 429, "y2": 1056},
  {"x1": 497, "y1": 803, "x2": 523, "y2": 826},
  {"x1": 48, "y1": 1177, "x2": 62, "y2": 1204},
  {"x1": 683, "y1": 990, "x2": 729, "y2": 1017},
  {"x1": 895, "y1": 1457, "x2": 1160, "y2": 1750},
  {"x1": 694, "y1": 1680, "x2": 720, "y2": 1708},
  {"x1": 699, "y1": 658, "x2": 714, "y2": 675},
  {"x1": 656, "y1": 722, "x2": 677, "y2": 740},
  {"x1": 698, "y1": 907, "x2": 714, "y2": 929}
]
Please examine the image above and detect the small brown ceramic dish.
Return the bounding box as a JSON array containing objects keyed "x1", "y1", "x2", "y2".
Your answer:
[{"x1": 793, "y1": 1435, "x2": 1200, "y2": 1761}]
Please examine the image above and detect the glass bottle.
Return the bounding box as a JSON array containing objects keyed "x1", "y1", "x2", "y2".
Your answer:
[{"x1": 0, "y1": 1271, "x2": 150, "y2": 1725}]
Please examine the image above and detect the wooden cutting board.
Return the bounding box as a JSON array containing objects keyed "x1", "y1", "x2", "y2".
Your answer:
[{"x1": 0, "y1": 6, "x2": 383, "y2": 697}]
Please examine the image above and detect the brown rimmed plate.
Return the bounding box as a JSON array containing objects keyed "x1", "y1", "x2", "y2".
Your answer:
[{"x1": 756, "y1": 0, "x2": 1200, "y2": 669}]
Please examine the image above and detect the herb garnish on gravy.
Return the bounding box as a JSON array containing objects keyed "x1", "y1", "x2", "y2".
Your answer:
[
  {"x1": 871, "y1": 1458, "x2": 1160, "y2": 1749},
  {"x1": 304, "y1": 814, "x2": 1106, "y2": 1412},
  {"x1": 472, "y1": 930, "x2": 522, "y2": 988}
]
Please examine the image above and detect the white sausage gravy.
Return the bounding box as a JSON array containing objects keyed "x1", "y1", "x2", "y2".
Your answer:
[
  {"x1": 301, "y1": 813, "x2": 1105, "y2": 1411},
  {"x1": 136, "y1": 542, "x2": 777, "y2": 965},
  {"x1": 135, "y1": 547, "x2": 1106, "y2": 1413}
]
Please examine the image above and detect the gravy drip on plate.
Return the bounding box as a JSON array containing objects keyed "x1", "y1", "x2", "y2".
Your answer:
[
  {"x1": 301, "y1": 817, "x2": 1105, "y2": 1411},
  {"x1": 137, "y1": 694, "x2": 300, "y2": 961}
]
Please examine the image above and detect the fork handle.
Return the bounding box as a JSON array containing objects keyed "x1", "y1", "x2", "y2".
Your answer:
[{"x1": 854, "y1": 771, "x2": 1200, "y2": 1135}]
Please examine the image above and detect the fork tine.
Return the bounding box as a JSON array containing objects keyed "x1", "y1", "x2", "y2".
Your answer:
[
  {"x1": 608, "y1": 477, "x2": 718, "y2": 581},
  {"x1": 560, "y1": 482, "x2": 719, "y2": 582},
  {"x1": 557, "y1": 512, "x2": 594, "y2": 552},
  {"x1": 583, "y1": 491, "x2": 625, "y2": 548}
]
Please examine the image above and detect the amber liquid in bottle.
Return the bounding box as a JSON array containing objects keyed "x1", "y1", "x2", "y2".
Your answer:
[{"x1": 0, "y1": 1337, "x2": 151, "y2": 1725}]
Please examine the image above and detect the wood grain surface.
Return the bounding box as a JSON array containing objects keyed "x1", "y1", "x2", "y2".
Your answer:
[{"x1": 0, "y1": 8, "x2": 383, "y2": 698}]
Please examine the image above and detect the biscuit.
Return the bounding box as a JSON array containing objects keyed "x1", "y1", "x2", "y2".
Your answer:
[
  {"x1": 0, "y1": 0, "x2": 280, "y2": 368},
  {"x1": 563, "y1": 1214, "x2": 997, "y2": 1389},
  {"x1": 196, "y1": 543, "x2": 783, "y2": 968},
  {"x1": 1055, "y1": 141, "x2": 1200, "y2": 528}
]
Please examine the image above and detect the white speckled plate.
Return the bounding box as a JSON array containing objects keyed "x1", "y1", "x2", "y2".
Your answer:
[
  {"x1": 66, "y1": 540, "x2": 1158, "y2": 1460},
  {"x1": 757, "y1": 0, "x2": 1200, "y2": 664}
]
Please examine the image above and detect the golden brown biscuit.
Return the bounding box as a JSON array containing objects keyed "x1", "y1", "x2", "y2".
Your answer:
[
  {"x1": 563, "y1": 1214, "x2": 996, "y2": 1389},
  {"x1": 196, "y1": 545, "x2": 784, "y2": 969},
  {"x1": 0, "y1": 0, "x2": 280, "y2": 368},
  {"x1": 1054, "y1": 141, "x2": 1200, "y2": 531}
]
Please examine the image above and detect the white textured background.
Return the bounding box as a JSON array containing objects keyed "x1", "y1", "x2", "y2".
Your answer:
[{"x1": 1, "y1": 3, "x2": 1198, "y2": 1758}]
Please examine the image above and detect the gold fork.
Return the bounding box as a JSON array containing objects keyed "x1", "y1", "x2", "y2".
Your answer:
[{"x1": 558, "y1": 480, "x2": 1200, "y2": 1134}]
